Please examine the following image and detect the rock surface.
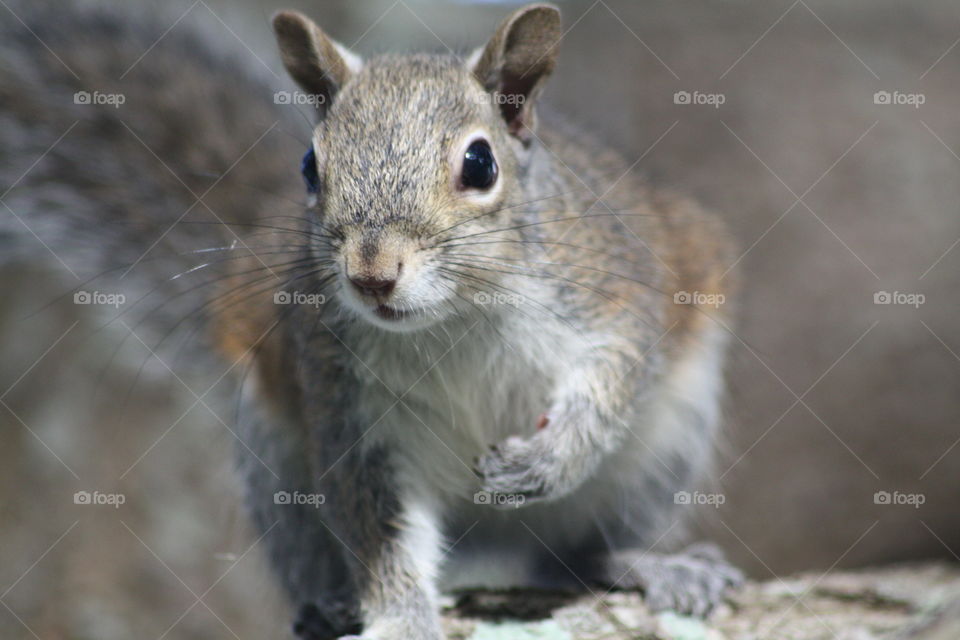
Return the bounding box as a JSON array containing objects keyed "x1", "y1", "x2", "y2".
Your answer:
[{"x1": 439, "y1": 563, "x2": 960, "y2": 640}]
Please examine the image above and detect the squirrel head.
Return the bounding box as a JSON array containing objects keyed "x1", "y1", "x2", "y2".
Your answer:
[{"x1": 272, "y1": 4, "x2": 561, "y2": 332}]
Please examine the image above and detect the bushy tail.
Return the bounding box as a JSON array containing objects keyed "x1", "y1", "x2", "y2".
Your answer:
[{"x1": 0, "y1": 0, "x2": 309, "y2": 355}]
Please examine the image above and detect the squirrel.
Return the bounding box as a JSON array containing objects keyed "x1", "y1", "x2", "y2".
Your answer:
[{"x1": 1, "y1": 2, "x2": 742, "y2": 638}]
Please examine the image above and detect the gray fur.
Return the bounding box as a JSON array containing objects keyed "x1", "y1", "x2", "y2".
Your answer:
[{"x1": 1, "y1": 2, "x2": 742, "y2": 638}]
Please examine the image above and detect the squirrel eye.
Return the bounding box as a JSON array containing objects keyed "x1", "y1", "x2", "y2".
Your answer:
[
  {"x1": 301, "y1": 146, "x2": 319, "y2": 194},
  {"x1": 460, "y1": 139, "x2": 497, "y2": 190}
]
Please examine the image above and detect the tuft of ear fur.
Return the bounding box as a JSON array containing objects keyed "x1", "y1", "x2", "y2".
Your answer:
[
  {"x1": 471, "y1": 4, "x2": 561, "y2": 143},
  {"x1": 272, "y1": 10, "x2": 362, "y2": 116}
]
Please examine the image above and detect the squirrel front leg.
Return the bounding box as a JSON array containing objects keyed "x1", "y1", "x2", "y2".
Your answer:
[
  {"x1": 322, "y1": 445, "x2": 444, "y2": 640},
  {"x1": 476, "y1": 346, "x2": 645, "y2": 505}
]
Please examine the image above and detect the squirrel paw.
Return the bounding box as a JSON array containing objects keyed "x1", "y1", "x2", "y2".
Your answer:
[
  {"x1": 293, "y1": 601, "x2": 362, "y2": 640},
  {"x1": 473, "y1": 435, "x2": 552, "y2": 506},
  {"x1": 599, "y1": 543, "x2": 744, "y2": 618}
]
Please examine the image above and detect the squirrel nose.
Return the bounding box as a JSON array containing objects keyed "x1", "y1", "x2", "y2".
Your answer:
[{"x1": 349, "y1": 275, "x2": 396, "y2": 298}]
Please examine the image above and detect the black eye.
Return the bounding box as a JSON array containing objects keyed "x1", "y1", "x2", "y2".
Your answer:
[
  {"x1": 301, "y1": 146, "x2": 319, "y2": 194},
  {"x1": 460, "y1": 139, "x2": 497, "y2": 190}
]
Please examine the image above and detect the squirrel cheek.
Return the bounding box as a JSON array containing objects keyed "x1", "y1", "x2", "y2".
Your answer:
[{"x1": 535, "y1": 413, "x2": 550, "y2": 431}]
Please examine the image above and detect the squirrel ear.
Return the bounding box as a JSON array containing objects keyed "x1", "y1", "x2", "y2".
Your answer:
[
  {"x1": 272, "y1": 10, "x2": 362, "y2": 116},
  {"x1": 470, "y1": 4, "x2": 561, "y2": 143}
]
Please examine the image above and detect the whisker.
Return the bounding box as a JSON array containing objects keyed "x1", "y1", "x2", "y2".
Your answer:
[
  {"x1": 180, "y1": 219, "x2": 340, "y2": 242},
  {"x1": 121, "y1": 266, "x2": 335, "y2": 397},
  {"x1": 427, "y1": 187, "x2": 587, "y2": 239},
  {"x1": 445, "y1": 252, "x2": 663, "y2": 295},
  {"x1": 443, "y1": 240, "x2": 659, "y2": 276},
  {"x1": 25, "y1": 241, "x2": 308, "y2": 319},
  {"x1": 439, "y1": 258, "x2": 660, "y2": 333},
  {"x1": 437, "y1": 210, "x2": 662, "y2": 245},
  {"x1": 435, "y1": 266, "x2": 577, "y2": 331},
  {"x1": 434, "y1": 276, "x2": 519, "y2": 351},
  {"x1": 110, "y1": 253, "x2": 320, "y2": 331}
]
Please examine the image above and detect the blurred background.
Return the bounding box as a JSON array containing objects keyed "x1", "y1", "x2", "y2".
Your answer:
[{"x1": 2, "y1": 0, "x2": 960, "y2": 638}]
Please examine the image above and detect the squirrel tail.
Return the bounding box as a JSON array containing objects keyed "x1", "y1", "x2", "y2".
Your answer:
[{"x1": 0, "y1": 0, "x2": 305, "y2": 349}]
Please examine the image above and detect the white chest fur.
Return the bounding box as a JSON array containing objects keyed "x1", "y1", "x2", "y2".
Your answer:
[{"x1": 347, "y1": 310, "x2": 577, "y2": 499}]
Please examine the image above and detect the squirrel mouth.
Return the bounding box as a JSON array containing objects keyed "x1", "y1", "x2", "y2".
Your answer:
[{"x1": 374, "y1": 305, "x2": 408, "y2": 321}]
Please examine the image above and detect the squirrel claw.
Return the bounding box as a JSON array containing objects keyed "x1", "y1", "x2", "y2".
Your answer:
[{"x1": 474, "y1": 435, "x2": 550, "y2": 505}]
